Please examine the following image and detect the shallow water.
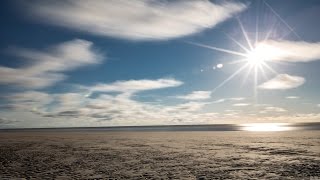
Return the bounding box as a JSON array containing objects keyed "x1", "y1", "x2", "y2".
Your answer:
[{"x1": 0, "y1": 131, "x2": 319, "y2": 179}]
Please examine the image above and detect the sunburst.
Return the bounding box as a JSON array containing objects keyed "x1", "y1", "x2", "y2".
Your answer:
[{"x1": 187, "y1": 0, "x2": 300, "y2": 100}]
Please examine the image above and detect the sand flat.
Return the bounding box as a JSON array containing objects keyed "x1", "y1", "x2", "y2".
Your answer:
[{"x1": 0, "y1": 131, "x2": 319, "y2": 179}]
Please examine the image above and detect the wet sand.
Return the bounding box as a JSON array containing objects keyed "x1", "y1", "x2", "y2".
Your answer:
[{"x1": 0, "y1": 131, "x2": 319, "y2": 179}]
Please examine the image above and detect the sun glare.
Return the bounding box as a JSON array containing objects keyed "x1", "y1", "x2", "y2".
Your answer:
[
  {"x1": 246, "y1": 43, "x2": 285, "y2": 66},
  {"x1": 246, "y1": 44, "x2": 270, "y2": 66},
  {"x1": 187, "y1": 0, "x2": 300, "y2": 99},
  {"x1": 241, "y1": 123, "x2": 292, "y2": 132}
]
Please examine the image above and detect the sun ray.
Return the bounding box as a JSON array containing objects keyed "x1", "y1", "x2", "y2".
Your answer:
[
  {"x1": 236, "y1": 17, "x2": 254, "y2": 50},
  {"x1": 255, "y1": 0, "x2": 261, "y2": 46},
  {"x1": 263, "y1": 0, "x2": 301, "y2": 40},
  {"x1": 213, "y1": 63, "x2": 249, "y2": 93},
  {"x1": 223, "y1": 32, "x2": 251, "y2": 53},
  {"x1": 278, "y1": 27, "x2": 299, "y2": 40},
  {"x1": 185, "y1": 41, "x2": 248, "y2": 57},
  {"x1": 261, "y1": 62, "x2": 277, "y2": 75},
  {"x1": 254, "y1": 66, "x2": 258, "y2": 100},
  {"x1": 264, "y1": 58, "x2": 290, "y2": 66},
  {"x1": 241, "y1": 64, "x2": 254, "y2": 86},
  {"x1": 228, "y1": 59, "x2": 248, "y2": 65},
  {"x1": 263, "y1": 21, "x2": 279, "y2": 42},
  {"x1": 258, "y1": 63, "x2": 269, "y2": 80}
]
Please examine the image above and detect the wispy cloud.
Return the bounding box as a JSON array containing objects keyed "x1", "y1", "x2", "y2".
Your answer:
[
  {"x1": 164, "y1": 102, "x2": 208, "y2": 112},
  {"x1": 22, "y1": 0, "x2": 247, "y2": 40},
  {"x1": 259, "y1": 106, "x2": 287, "y2": 114},
  {"x1": 89, "y1": 78, "x2": 183, "y2": 93},
  {"x1": 213, "y1": 99, "x2": 225, "y2": 103},
  {"x1": 258, "y1": 74, "x2": 305, "y2": 90},
  {"x1": 0, "y1": 117, "x2": 19, "y2": 127},
  {"x1": 257, "y1": 40, "x2": 320, "y2": 62},
  {"x1": 286, "y1": 96, "x2": 300, "y2": 99},
  {"x1": 4, "y1": 85, "x2": 320, "y2": 126},
  {"x1": 257, "y1": 113, "x2": 320, "y2": 123},
  {"x1": 229, "y1": 97, "x2": 245, "y2": 101},
  {"x1": 232, "y1": 103, "x2": 250, "y2": 107},
  {"x1": 213, "y1": 97, "x2": 245, "y2": 104},
  {"x1": 0, "y1": 39, "x2": 103, "y2": 89},
  {"x1": 177, "y1": 91, "x2": 211, "y2": 100},
  {"x1": 1, "y1": 77, "x2": 219, "y2": 126}
]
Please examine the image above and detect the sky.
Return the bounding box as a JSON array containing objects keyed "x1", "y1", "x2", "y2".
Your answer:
[{"x1": 0, "y1": 0, "x2": 320, "y2": 128}]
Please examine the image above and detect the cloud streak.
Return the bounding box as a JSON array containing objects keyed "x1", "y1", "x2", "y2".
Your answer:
[
  {"x1": 0, "y1": 117, "x2": 19, "y2": 127},
  {"x1": 258, "y1": 74, "x2": 305, "y2": 90},
  {"x1": 259, "y1": 106, "x2": 287, "y2": 114},
  {"x1": 286, "y1": 96, "x2": 300, "y2": 99},
  {"x1": 212, "y1": 97, "x2": 245, "y2": 104},
  {"x1": 0, "y1": 39, "x2": 103, "y2": 89},
  {"x1": 22, "y1": 0, "x2": 247, "y2": 40},
  {"x1": 89, "y1": 78, "x2": 183, "y2": 93},
  {"x1": 257, "y1": 40, "x2": 320, "y2": 62},
  {"x1": 177, "y1": 91, "x2": 211, "y2": 100},
  {"x1": 233, "y1": 103, "x2": 250, "y2": 107}
]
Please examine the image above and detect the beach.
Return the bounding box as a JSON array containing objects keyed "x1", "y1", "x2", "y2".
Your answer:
[{"x1": 0, "y1": 131, "x2": 319, "y2": 179}]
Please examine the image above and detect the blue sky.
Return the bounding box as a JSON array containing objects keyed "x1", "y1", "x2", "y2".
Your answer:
[{"x1": 0, "y1": 0, "x2": 320, "y2": 128}]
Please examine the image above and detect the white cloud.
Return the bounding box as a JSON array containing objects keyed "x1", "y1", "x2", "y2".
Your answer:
[
  {"x1": 286, "y1": 96, "x2": 300, "y2": 99},
  {"x1": 1, "y1": 77, "x2": 216, "y2": 126},
  {"x1": 90, "y1": 78, "x2": 183, "y2": 93},
  {"x1": 55, "y1": 93, "x2": 89, "y2": 110},
  {"x1": 177, "y1": 91, "x2": 211, "y2": 100},
  {"x1": 224, "y1": 109, "x2": 240, "y2": 113},
  {"x1": 4, "y1": 87, "x2": 320, "y2": 127},
  {"x1": 0, "y1": 117, "x2": 19, "y2": 127},
  {"x1": 258, "y1": 74, "x2": 305, "y2": 90},
  {"x1": 6, "y1": 91, "x2": 52, "y2": 104},
  {"x1": 213, "y1": 97, "x2": 245, "y2": 104},
  {"x1": 233, "y1": 103, "x2": 250, "y2": 107},
  {"x1": 256, "y1": 40, "x2": 320, "y2": 62},
  {"x1": 164, "y1": 102, "x2": 208, "y2": 112},
  {"x1": 256, "y1": 113, "x2": 320, "y2": 123},
  {"x1": 265, "y1": 107, "x2": 287, "y2": 112},
  {"x1": 0, "y1": 39, "x2": 102, "y2": 89},
  {"x1": 213, "y1": 98, "x2": 225, "y2": 103},
  {"x1": 23, "y1": 0, "x2": 247, "y2": 40},
  {"x1": 1, "y1": 91, "x2": 52, "y2": 112},
  {"x1": 229, "y1": 97, "x2": 245, "y2": 101},
  {"x1": 259, "y1": 106, "x2": 287, "y2": 114}
]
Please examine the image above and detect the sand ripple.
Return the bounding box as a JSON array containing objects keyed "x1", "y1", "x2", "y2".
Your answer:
[{"x1": 0, "y1": 131, "x2": 319, "y2": 179}]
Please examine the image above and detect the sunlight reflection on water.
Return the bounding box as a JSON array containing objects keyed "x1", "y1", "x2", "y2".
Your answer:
[{"x1": 240, "y1": 123, "x2": 295, "y2": 131}]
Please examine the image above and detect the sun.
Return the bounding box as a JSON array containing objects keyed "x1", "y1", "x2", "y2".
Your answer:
[{"x1": 246, "y1": 44, "x2": 269, "y2": 66}]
